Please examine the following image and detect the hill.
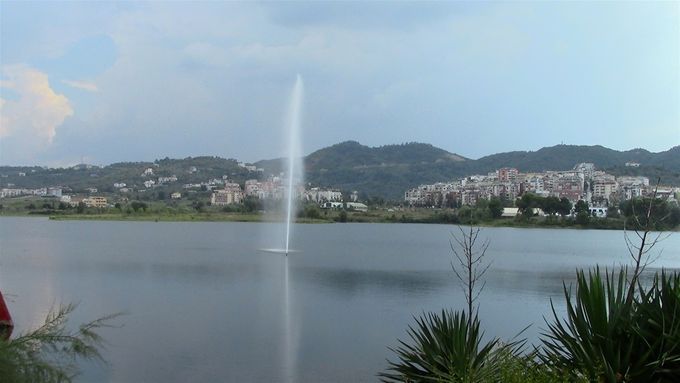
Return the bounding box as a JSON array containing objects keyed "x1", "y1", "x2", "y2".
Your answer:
[
  {"x1": 0, "y1": 156, "x2": 252, "y2": 194},
  {"x1": 276, "y1": 143, "x2": 680, "y2": 199},
  {"x1": 291, "y1": 141, "x2": 468, "y2": 199},
  {"x1": 1, "y1": 143, "x2": 678, "y2": 200}
]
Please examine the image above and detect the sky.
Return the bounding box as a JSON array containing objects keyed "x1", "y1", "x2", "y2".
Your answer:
[{"x1": 0, "y1": 1, "x2": 678, "y2": 166}]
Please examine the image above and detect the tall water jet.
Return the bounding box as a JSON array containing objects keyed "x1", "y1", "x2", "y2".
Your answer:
[{"x1": 284, "y1": 75, "x2": 304, "y2": 255}]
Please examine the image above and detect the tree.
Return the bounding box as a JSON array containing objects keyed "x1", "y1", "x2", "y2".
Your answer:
[
  {"x1": 303, "y1": 205, "x2": 321, "y2": 219},
  {"x1": 241, "y1": 196, "x2": 261, "y2": 213},
  {"x1": 516, "y1": 193, "x2": 537, "y2": 219},
  {"x1": 606, "y1": 205, "x2": 620, "y2": 219},
  {"x1": 192, "y1": 201, "x2": 205, "y2": 212},
  {"x1": 450, "y1": 226, "x2": 491, "y2": 320},
  {"x1": 557, "y1": 197, "x2": 572, "y2": 217},
  {"x1": 575, "y1": 211, "x2": 590, "y2": 225},
  {"x1": 573, "y1": 200, "x2": 590, "y2": 225},
  {"x1": 574, "y1": 200, "x2": 589, "y2": 214},
  {"x1": 130, "y1": 201, "x2": 147, "y2": 213},
  {"x1": 542, "y1": 196, "x2": 560, "y2": 216},
  {"x1": 0, "y1": 304, "x2": 120, "y2": 383},
  {"x1": 620, "y1": 197, "x2": 676, "y2": 230},
  {"x1": 488, "y1": 198, "x2": 503, "y2": 219}
]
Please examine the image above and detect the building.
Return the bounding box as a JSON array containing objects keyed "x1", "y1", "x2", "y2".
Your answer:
[
  {"x1": 403, "y1": 162, "x2": 658, "y2": 208},
  {"x1": 305, "y1": 188, "x2": 342, "y2": 203},
  {"x1": 47, "y1": 187, "x2": 62, "y2": 197},
  {"x1": 171, "y1": 192, "x2": 182, "y2": 199},
  {"x1": 321, "y1": 201, "x2": 344, "y2": 209},
  {"x1": 501, "y1": 208, "x2": 519, "y2": 218},
  {"x1": 238, "y1": 162, "x2": 258, "y2": 172},
  {"x1": 574, "y1": 163, "x2": 596, "y2": 179},
  {"x1": 498, "y1": 168, "x2": 519, "y2": 182},
  {"x1": 211, "y1": 183, "x2": 244, "y2": 205},
  {"x1": 141, "y1": 168, "x2": 154, "y2": 177},
  {"x1": 592, "y1": 179, "x2": 618, "y2": 202},
  {"x1": 158, "y1": 176, "x2": 178, "y2": 184},
  {"x1": 618, "y1": 176, "x2": 649, "y2": 200},
  {"x1": 345, "y1": 202, "x2": 368, "y2": 212},
  {"x1": 0, "y1": 188, "x2": 29, "y2": 198},
  {"x1": 83, "y1": 196, "x2": 107, "y2": 208},
  {"x1": 589, "y1": 206, "x2": 608, "y2": 218}
]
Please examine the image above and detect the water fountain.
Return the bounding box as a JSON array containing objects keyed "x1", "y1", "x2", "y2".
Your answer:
[
  {"x1": 282, "y1": 75, "x2": 303, "y2": 382},
  {"x1": 284, "y1": 74, "x2": 304, "y2": 255},
  {"x1": 261, "y1": 75, "x2": 304, "y2": 255},
  {"x1": 257, "y1": 75, "x2": 304, "y2": 382}
]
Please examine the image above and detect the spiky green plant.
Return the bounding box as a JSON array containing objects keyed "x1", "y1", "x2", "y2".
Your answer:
[
  {"x1": 0, "y1": 303, "x2": 120, "y2": 383},
  {"x1": 634, "y1": 270, "x2": 680, "y2": 381},
  {"x1": 541, "y1": 267, "x2": 639, "y2": 381},
  {"x1": 380, "y1": 310, "x2": 520, "y2": 383},
  {"x1": 541, "y1": 267, "x2": 680, "y2": 382}
]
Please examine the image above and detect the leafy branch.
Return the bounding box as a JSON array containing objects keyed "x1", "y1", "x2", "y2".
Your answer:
[{"x1": 0, "y1": 303, "x2": 122, "y2": 383}]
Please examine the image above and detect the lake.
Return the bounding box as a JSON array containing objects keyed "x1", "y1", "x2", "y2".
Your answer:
[{"x1": 1, "y1": 217, "x2": 678, "y2": 382}]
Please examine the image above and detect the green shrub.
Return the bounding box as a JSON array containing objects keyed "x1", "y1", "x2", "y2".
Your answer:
[
  {"x1": 541, "y1": 267, "x2": 680, "y2": 382},
  {"x1": 380, "y1": 310, "x2": 520, "y2": 383}
]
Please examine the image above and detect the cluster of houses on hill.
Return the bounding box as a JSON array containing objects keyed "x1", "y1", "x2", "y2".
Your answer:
[
  {"x1": 210, "y1": 175, "x2": 355, "y2": 208},
  {"x1": 404, "y1": 163, "x2": 678, "y2": 209},
  {"x1": 1, "y1": 166, "x2": 353, "y2": 210},
  {"x1": 0, "y1": 186, "x2": 110, "y2": 208}
]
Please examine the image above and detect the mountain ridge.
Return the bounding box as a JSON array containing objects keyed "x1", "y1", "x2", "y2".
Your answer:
[{"x1": 2, "y1": 142, "x2": 678, "y2": 200}]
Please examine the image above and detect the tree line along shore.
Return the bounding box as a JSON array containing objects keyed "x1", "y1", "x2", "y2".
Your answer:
[{"x1": 1, "y1": 194, "x2": 678, "y2": 231}]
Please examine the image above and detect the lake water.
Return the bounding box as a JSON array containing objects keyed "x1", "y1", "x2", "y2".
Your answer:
[{"x1": 1, "y1": 217, "x2": 678, "y2": 382}]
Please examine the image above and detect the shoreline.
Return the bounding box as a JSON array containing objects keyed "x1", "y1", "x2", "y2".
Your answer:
[{"x1": 1, "y1": 212, "x2": 677, "y2": 232}]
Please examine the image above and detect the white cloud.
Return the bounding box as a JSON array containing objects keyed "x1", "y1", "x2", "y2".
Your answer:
[
  {"x1": 2, "y1": 2, "x2": 675, "y2": 165},
  {"x1": 62, "y1": 79, "x2": 99, "y2": 92},
  {"x1": 0, "y1": 65, "x2": 73, "y2": 145}
]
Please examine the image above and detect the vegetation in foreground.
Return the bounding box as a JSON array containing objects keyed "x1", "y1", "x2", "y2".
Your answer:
[
  {"x1": 381, "y1": 195, "x2": 679, "y2": 382},
  {"x1": 0, "y1": 304, "x2": 120, "y2": 383}
]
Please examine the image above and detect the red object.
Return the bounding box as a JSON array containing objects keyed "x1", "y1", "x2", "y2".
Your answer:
[{"x1": 0, "y1": 291, "x2": 13, "y2": 340}]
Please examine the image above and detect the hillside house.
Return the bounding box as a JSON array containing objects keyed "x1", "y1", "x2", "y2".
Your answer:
[{"x1": 211, "y1": 183, "x2": 244, "y2": 205}]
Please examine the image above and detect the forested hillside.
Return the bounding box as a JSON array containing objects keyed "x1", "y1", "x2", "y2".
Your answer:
[{"x1": 2, "y1": 143, "x2": 678, "y2": 200}]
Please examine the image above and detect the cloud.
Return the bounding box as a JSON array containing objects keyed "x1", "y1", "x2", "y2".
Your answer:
[
  {"x1": 62, "y1": 79, "x2": 99, "y2": 92},
  {"x1": 0, "y1": 65, "x2": 73, "y2": 148},
  {"x1": 1, "y1": 2, "x2": 676, "y2": 165}
]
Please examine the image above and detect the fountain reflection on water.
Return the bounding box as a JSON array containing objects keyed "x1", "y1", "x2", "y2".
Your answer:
[{"x1": 258, "y1": 75, "x2": 304, "y2": 382}]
